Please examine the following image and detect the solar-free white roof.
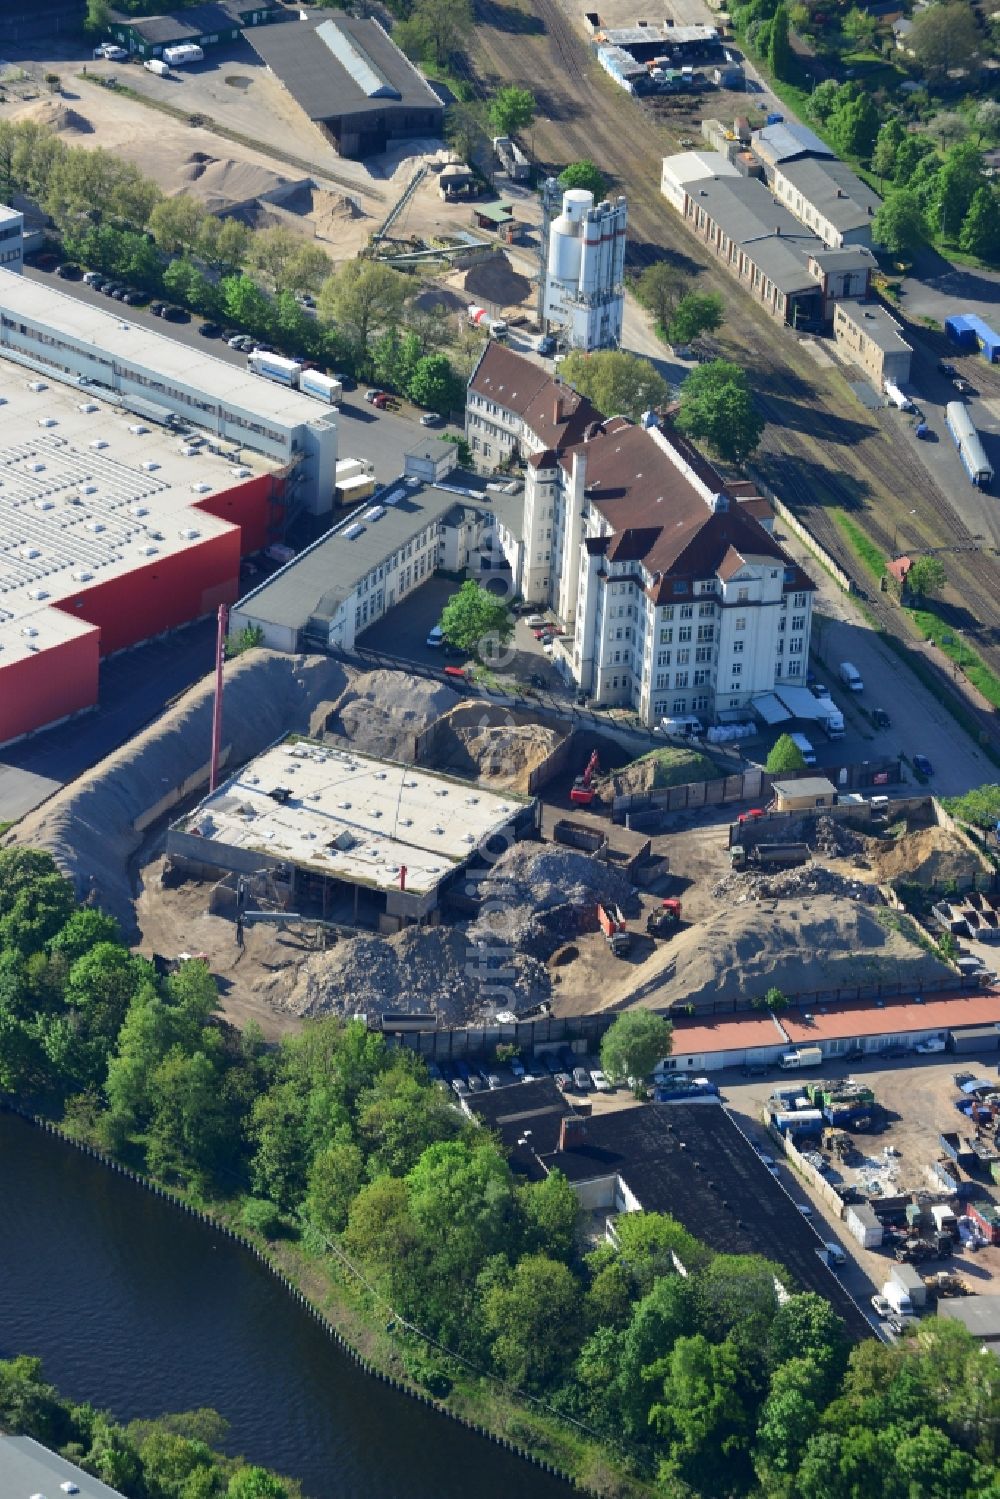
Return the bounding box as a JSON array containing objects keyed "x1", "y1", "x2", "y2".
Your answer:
[{"x1": 182, "y1": 738, "x2": 528, "y2": 896}]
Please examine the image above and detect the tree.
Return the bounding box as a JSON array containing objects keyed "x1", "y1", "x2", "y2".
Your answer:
[
  {"x1": 85, "y1": 0, "x2": 112, "y2": 31},
  {"x1": 768, "y1": 3, "x2": 791, "y2": 80},
  {"x1": 828, "y1": 91, "x2": 880, "y2": 160},
  {"x1": 439, "y1": 580, "x2": 513, "y2": 659},
  {"x1": 965, "y1": 188, "x2": 1000, "y2": 265},
  {"x1": 148, "y1": 196, "x2": 206, "y2": 255},
  {"x1": 489, "y1": 87, "x2": 536, "y2": 138},
  {"x1": 909, "y1": 1, "x2": 980, "y2": 81},
  {"x1": 611, "y1": 1211, "x2": 712, "y2": 1289},
  {"x1": 317, "y1": 261, "x2": 407, "y2": 354},
  {"x1": 0, "y1": 849, "x2": 76, "y2": 956},
  {"x1": 676, "y1": 359, "x2": 764, "y2": 466},
  {"x1": 600, "y1": 1011, "x2": 673, "y2": 1089},
  {"x1": 558, "y1": 160, "x2": 607, "y2": 198},
  {"x1": 806, "y1": 78, "x2": 842, "y2": 125},
  {"x1": 904, "y1": 555, "x2": 947, "y2": 599},
  {"x1": 935, "y1": 141, "x2": 986, "y2": 240},
  {"x1": 650, "y1": 1334, "x2": 752, "y2": 1493},
  {"x1": 305, "y1": 1140, "x2": 365, "y2": 1235},
  {"x1": 941, "y1": 782, "x2": 1000, "y2": 829},
  {"x1": 482, "y1": 1254, "x2": 581, "y2": 1389},
  {"x1": 227, "y1": 1468, "x2": 290, "y2": 1499},
  {"x1": 766, "y1": 732, "x2": 807, "y2": 773},
  {"x1": 519, "y1": 1169, "x2": 580, "y2": 1261},
  {"x1": 405, "y1": 0, "x2": 473, "y2": 66},
  {"x1": 928, "y1": 112, "x2": 969, "y2": 149},
  {"x1": 222, "y1": 273, "x2": 272, "y2": 334},
  {"x1": 558, "y1": 349, "x2": 667, "y2": 422},
  {"x1": 446, "y1": 101, "x2": 488, "y2": 166},
  {"x1": 408, "y1": 352, "x2": 462, "y2": 414},
  {"x1": 871, "y1": 119, "x2": 905, "y2": 186},
  {"x1": 842, "y1": 6, "x2": 878, "y2": 49},
  {"x1": 635, "y1": 260, "x2": 688, "y2": 333},
  {"x1": 974, "y1": 100, "x2": 1000, "y2": 145},
  {"x1": 49, "y1": 908, "x2": 121, "y2": 965},
  {"x1": 872, "y1": 189, "x2": 928, "y2": 255},
  {"x1": 668, "y1": 291, "x2": 724, "y2": 347}
]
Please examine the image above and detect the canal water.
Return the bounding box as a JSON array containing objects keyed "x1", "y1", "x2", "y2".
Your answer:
[{"x1": 0, "y1": 1112, "x2": 570, "y2": 1499}]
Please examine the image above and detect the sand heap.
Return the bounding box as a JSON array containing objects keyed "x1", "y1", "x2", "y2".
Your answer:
[
  {"x1": 623, "y1": 895, "x2": 953, "y2": 1013},
  {"x1": 452, "y1": 722, "x2": 559, "y2": 793},
  {"x1": 869, "y1": 825, "x2": 982, "y2": 888},
  {"x1": 17, "y1": 99, "x2": 92, "y2": 134},
  {"x1": 318, "y1": 669, "x2": 461, "y2": 763}
]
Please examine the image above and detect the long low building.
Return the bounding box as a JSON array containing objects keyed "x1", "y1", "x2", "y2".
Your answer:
[
  {"x1": 0, "y1": 268, "x2": 337, "y2": 514},
  {"x1": 0, "y1": 356, "x2": 286, "y2": 745},
  {"x1": 168, "y1": 735, "x2": 537, "y2": 924}
]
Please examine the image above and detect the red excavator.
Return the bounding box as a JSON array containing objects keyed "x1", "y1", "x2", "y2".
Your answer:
[{"x1": 570, "y1": 750, "x2": 600, "y2": 806}]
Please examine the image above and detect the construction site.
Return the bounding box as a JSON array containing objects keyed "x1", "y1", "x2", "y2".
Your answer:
[{"x1": 8, "y1": 649, "x2": 998, "y2": 1042}]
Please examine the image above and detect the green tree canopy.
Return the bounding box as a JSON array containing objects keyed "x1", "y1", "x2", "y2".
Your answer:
[
  {"x1": 768, "y1": 3, "x2": 792, "y2": 80},
  {"x1": 482, "y1": 1253, "x2": 581, "y2": 1389},
  {"x1": 0, "y1": 849, "x2": 75, "y2": 955},
  {"x1": 488, "y1": 87, "x2": 536, "y2": 137},
  {"x1": 635, "y1": 260, "x2": 688, "y2": 333},
  {"x1": 960, "y1": 185, "x2": 1000, "y2": 262},
  {"x1": 558, "y1": 160, "x2": 607, "y2": 198},
  {"x1": 439, "y1": 580, "x2": 513, "y2": 659},
  {"x1": 408, "y1": 352, "x2": 463, "y2": 414},
  {"x1": 668, "y1": 291, "x2": 724, "y2": 347},
  {"x1": 909, "y1": 1, "x2": 981, "y2": 81},
  {"x1": 905, "y1": 555, "x2": 947, "y2": 599},
  {"x1": 600, "y1": 1011, "x2": 673, "y2": 1088},
  {"x1": 317, "y1": 260, "x2": 408, "y2": 354},
  {"x1": 942, "y1": 782, "x2": 1000, "y2": 829},
  {"x1": 766, "y1": 732, "x2": 807, "y2": 773},
  {"x1": 558, "y1": 349, "x2": 668, "y2": 421},
  {"x1": 934, "y1": 141, "x2": 986, "y2": 239},
  {"x1": 872, "y1": 189, "x2": 929, "y2": 255},
  {"x1": 676, "y1": 359, "x2": 764, "y2": 466}
]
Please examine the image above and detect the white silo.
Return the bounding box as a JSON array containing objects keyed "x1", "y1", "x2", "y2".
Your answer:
[{"x1": 540, "y1": 181, "x2": 626, "y2": 353}]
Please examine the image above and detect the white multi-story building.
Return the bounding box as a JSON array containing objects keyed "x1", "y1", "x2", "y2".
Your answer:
[
  {"x1": 540, "y1": 181, "x2": 626, "y2": 351},
  {"x1": 0, "y1": 205, "x2": 23, "y2": 275},
  {"x1": 468, "y1": 344, "x2": 814, "y2": 726}
]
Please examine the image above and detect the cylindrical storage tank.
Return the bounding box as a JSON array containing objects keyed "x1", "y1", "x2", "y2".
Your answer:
[
  {"x1": 561, "y1": 188, "x2": 594, "y2": 223},
  {"x1": 579, "y1": 221, "x2": 602, "y2": 297},
  {"x1": 548, "y1": 216, "x2": 583, "y2": 283}
]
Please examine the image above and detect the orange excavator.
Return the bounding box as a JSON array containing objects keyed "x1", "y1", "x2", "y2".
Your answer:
[{"x1": 570, "y1": 750, "x2": 600, "y2": 806}]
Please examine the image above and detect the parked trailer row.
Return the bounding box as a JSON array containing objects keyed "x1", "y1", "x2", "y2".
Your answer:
[
  {"x1": 247, "y1": 351, "x2": 342, "y2": 405},
  {"x1": 945, "y1": 401, "x2": 993, "y2": 488}
]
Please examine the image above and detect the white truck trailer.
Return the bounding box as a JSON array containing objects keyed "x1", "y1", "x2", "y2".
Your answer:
[
  {"x1": 247, "y1": 350, "x2": 302, "y2": 387},
  {"x1": 778, "y1": 1045, "x2": 824, "y2": 1070},
  {"x1": 162, "y1": 43, "x2": 204, "y2": 66},
  {"x1": 298, "y1": 369, "x2": 343, "y2": 405}
]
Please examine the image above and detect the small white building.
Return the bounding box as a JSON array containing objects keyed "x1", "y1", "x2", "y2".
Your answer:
[
  {"x1": 660, "y1": 150, "x2": 740, "y2": 213},
  {"x1": 0, "y1": 204, "x2": 23, "y2": 275},
  {"x1": 540, "y1": 181, "x2": 626, "y2": 351}
]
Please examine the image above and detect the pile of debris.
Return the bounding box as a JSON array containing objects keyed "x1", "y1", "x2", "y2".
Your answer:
[
  {"x1": 281, "y1": 924, "x2": 550, "y2": 1024},
  {"x1": 712, "y1": 862, "x2": 883, "y2": 905},
  {"x1": 466, "y1": 843, "x2": 638, "y2": 958},
  {"x1": 813, "y1": 814, "x2": 867, "y2": 858},
  {"x1": 320, "y1": 669, "x2": 459, "y2": 762}
]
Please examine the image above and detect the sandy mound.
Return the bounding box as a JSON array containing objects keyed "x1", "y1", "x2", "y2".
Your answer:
[
  {"x1": 620, "y1": 895, "x2": 953, "y2": 1013},
  {"x1": 869, "y1": 825, "x2": 981, "y2": 888},
  {"x1": 282, "y1": 924, "x2": 550, "y2": 1023},
  {"x1": 414, "y1": 285, "x2": 468, "y2": 317},
  {"x1": 170, "y1": 153, "x2": 295, "y2": 208},
  {"x1": 464, "y1": 253, "x2": 532, "y2": 309},
  {"x1": 320, "y1": 669, "x2": 461, "y2": 763},
  {"x1": 311, "y1": 186, "x2": 367, "y2": 231},
  {"x1": 454, "y1": 722, "x2": 559, "y2": 792},
  {"x1": 17, "y1": 99, "x2": 92, "y2": 134}
]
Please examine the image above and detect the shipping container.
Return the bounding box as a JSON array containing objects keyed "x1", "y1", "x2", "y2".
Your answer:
[
  {"x1": 846, "y1": 1203, "x2": 883, "y2": 1248},
  {"x1": 940, "y1": 1130, "x2": 976, "y2": 1167},
  {"x1": 889, "y1": 1262, "x2": 927, "y2": 1307},
  {"x1": 248, "y1": 350, "x2": 301, "y2": 386},
  {"x1": 299, "y1": 369, "x2": 343, "y2": 405}
]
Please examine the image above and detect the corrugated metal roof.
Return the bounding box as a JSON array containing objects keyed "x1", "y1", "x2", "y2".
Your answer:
[
  {"x1": 317, "y1": 18, "x2": 399, "y2": 99},
  {"x1": 753, "y1": 121, "x2": 835, "y2": 165}
]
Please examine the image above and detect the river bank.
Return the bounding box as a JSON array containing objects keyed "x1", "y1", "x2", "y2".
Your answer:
[{"x1": 2, "y1": 1106, "x2": 641, "y2": 1499}]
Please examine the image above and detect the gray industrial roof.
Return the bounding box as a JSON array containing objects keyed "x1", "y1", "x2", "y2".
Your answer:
[
  {"x1": 753, "y1": 121, "x2": 835, "y2": 166},
  {"x1": 110, "y1": 1, "x2": 262, "y2": 44},
  {"x1": 405, "y1": 437, "x2": 456, "y2": 464},
  {"x1": 247, "y1": 14, "x2": 441, "y2": 121},
  {"x1": 688, "y1": 176, "x2": 824, "y2": 293},
  {"x1": 836, "y1": 299, "x2": 910, "y2": 353},
  {"x1": 775, "y1": 156, "x2": 881, "y2": 233},
  {"x1": 0, "y1": 1434, "x2": 127, "y2": 1499},
  {"x1": 938, "y1": 1295, "x2": 1000, "y2": 1342},
  {"x1": 237, "y1": 479, "x2": 486, "y2": 628}
]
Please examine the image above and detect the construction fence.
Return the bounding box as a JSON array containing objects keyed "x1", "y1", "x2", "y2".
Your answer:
[{"x1": 613, "y1": 758, "x2": 902, "y2": 824}]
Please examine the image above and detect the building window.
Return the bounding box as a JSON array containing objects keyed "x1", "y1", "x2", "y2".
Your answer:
[
  {"x1": 732, "y1": 639, "x2": 744, "y2": 655},
  {"x1": 694, "y1": 669, "x2": 709, "y2": 685},
  {"x1": 680, "y1": 604, "x2": 693, "y2": 619},
  {"x1": 672, "y1": 698, "x2": 687, "y2": 713},
  {"x1": 660, "y1": 628, "x2": 673, "y2": 644},
  {"x1": 737, "y1": 587, "x2": 749, "y2": 603},
  {"x1": 789, "y1": 637, "x2": 803, "y2": 655},
  {"x1": 792, "y1": 614, "x2": 805, "y2": 631},
  {"x1": 731, "y1": 663, "x2": 742, "y2": 677},
  {"x1": 678, "y1": 626, "x2": 692, "y2": 643},
  {"x1": 787, "y1": 660, "x2": 801, "y2": 676},
  {"x1": 793, "y1": 591, "x2": 807, "y2": 608},
  {"x1": 674, "y1": 671, "x2": 689, "y2": 688},
  {"x1": 657, "y1": 650, "x2": 670, "y2": 666},
  {"x1": 697, "y1": 625, "x2": 714, "y2": 642},
  {"x1": 735, "y1": 617, "x2": 746, "y2": 631},
  {"x1": 676, "y1": 648, "x2": 690, "y2": 665}
]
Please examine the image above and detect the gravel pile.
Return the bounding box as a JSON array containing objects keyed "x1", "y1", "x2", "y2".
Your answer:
[
  {"x1": 813, "y1": 814, "x2": 867, "y2": 856},
  {"x1": 713, "y1": 863, "x2": 883, "y2": 905},
  {"x1": 467, "y1": 843, "x2": 637, "y2": 957},
  {"x1": 284, "y1": 924, "x2": 550, "y2": 1023},
  {"x1": 322, "y1": 669, "x2": 460, "y2": 762}
]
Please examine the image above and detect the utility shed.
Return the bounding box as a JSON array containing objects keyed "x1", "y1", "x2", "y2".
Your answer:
[
  {"x1": 845, "y1": 1202, "x2": 883, "y2": 1248},
  {"x1": 771, "y1": 776, "x2": 837, "y2": 811},
  {"x1": 950, "y1": 1024, "x2": 1000, "y2": 1053},
  {"x1": 945, "y1": 313, "x2": 1000, "y2": 363}
]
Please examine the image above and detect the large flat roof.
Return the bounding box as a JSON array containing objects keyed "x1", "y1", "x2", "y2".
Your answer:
[
  {"x1": 669, "y1": 1013, "x2": 790, "y2": 1054},
  {"x1": 247, "y1": 14, "x2": 441, "y2": 121},
  {"x1": 837, "y1": 299, "x2": 911, "y2": 353},
  {"x1": 180, "y1": 736, "x2": 528, "y2": 895},
  {"x1": 0, "y1": 1434, "x2": 126, "y2": 1499},
  {"x1": 0, "y1": 360, "x2": 275, "y2": 660},
  {"x1": 0, "y1": 269, "x2": 329, "y2": 432},
  {"x1": 782, "y1": 991, "x2": 1000, "y2": 1042},
  {"x1": 236, "y1": 478, "x2": 481, "y2": 629}
]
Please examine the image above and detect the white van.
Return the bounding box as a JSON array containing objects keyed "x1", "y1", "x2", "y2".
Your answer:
[
  {"x1": 144, "y1": 58, "x2": 170, "y2": 76},
  {"x1": 657, "y1": 715, "x2": 705, "y2": 738},
  {"x1": 790, "y1": 731, "x2": 817, "y2": 766},
  {"x1": 426, "y1": 625, "x2": 444, "y2": 648}
]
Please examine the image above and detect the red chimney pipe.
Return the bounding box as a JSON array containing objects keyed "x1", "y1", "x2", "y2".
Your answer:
[
  {"x1": 399, "y1": 864, "x2": 407, "y2": 891},
  {"x1": 209, "y1": 603, "x2": 228, "y2": 794}
]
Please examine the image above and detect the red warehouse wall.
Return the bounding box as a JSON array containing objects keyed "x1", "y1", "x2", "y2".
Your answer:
[
  {"x1": 0, "y1": 626, "x2": 100, "y2": 745},
  {"x1": 62, "y1": 527, "x2": 242, "y2": 657},
  {"x1": 194, "y1": 473, "x2": 285, "y2": 556}
]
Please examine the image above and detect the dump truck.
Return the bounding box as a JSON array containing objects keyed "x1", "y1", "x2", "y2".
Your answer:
[
  {"x1": 492, "y1": 135, "x2": 531, "y2": 181},
  {"x1": 646, "y1": 898, "x2": 682, "y2": 938},
  {"x1": 597, "y1": 902, "x2": 630, "y2": 957},
  {"x1": 730, "y1": 842, "x2": 810, "y2": 870}
]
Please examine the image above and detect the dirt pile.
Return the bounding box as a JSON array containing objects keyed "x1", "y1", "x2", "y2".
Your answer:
[
  {"x1": 712, "y1": 862, "x2": 883, "y2": 905},
  {"x1": 464, "y1": 253, "x2": 532, "y2": 309},
  {"x1": 868, "y1": 825, "x2": 982, "y2": 888},
  {"x1": 319, "y1": 669, "x2": 461, "y2": 762},
  {"x1": 624, "y1": 895, "x2": 953, "y2": 1012},
  {"x1": 12, "y1": 652, "x2": 349, "y2": 938},
  {"x1": 282, "y1": 924, "x2": 550, "y2": 1023},
  {"x1": 18, "y1": 98, "x2": 92, "y2": 133},
  {"x1": 466, "y1": 843, "x2": 637, "y2": 957},
  {"x1": 606, "y1": 746, "x2": 716, "y2": 798},
  {"x1": 813, "y1": 814, "x2": 867, "y2": 857},
  {"x1": 171, "y1": 154, "x2": 299, "y2": 211},
  {"x1": 453, "y1": 721, "x2": 559, "y2": 792}
]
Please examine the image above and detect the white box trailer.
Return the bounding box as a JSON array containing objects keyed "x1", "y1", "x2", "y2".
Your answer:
[
  {"x1": 144, "y1": 58, "x2": 170, "y2": 76},
  {"x1": 299, "y1": 369, "x2": 342, "y2": 405},
  {"x1": 248, "y1": 350, "x2": 301, "y2": 386},
  {"x1": 162, "y1": 43, "x2": 204, "y2": 66},
  {"x1": 778, "y1": 1045, "x2": 823, "y2": 1070}
]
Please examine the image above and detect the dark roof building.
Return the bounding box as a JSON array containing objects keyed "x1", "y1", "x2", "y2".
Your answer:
[
  {"x1": 106, "y1": 1, "x2": 277, "y2": 57},
  {"x1": 247, "y1": 14, "x2": 444, "y2": 158},
  {"x1": 469, "y1": 1082, "x2": 871, "y2": 1340}
]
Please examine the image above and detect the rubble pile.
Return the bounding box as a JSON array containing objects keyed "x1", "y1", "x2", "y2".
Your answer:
[
  {"x1": 813, "y1": 814, "x2": 867, "y2": 857},
  {"x1": 467, "y1": 844, "x2": 638, "y2": 956},
  {"x1": 713, "y1": 863, "x2": 884, "y2": 905}
]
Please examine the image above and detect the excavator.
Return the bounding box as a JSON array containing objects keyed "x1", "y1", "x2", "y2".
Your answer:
[
  {"x1": 646, "y1": 898, "x2": 682, "y2": 938},
  {"x1": 570, "y1": 749, "x2": 600, "y2": 806}
]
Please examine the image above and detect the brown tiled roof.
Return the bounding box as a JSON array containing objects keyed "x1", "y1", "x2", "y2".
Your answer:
[
  {"x1": 469, "y1": 342, "x2": 601, "y2": 451},
  {"x1": 717, "y1": 544, "x2": 747, "y2": 581}
]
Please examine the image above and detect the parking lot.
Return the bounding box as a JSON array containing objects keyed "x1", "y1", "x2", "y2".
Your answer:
[{"x1": 720, "y1": 1052, "x2": 1000, "y2": 1330}]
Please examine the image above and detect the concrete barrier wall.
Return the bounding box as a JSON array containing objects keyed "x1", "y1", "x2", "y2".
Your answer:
[
  {"x1": 749, "y1": 471, "x2": 855, "y2": 594},
  {"x1": 613, "y1": 767, "x2": 766, "y2": 820}
]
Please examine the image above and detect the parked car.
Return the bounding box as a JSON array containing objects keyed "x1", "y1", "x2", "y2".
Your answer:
[
  {"x1": 823, "y1": 1241, "x2": 847, "y2": 1266},
  {"x1": 451, "y1": 1077, "x2": 469, "y2": 1098},
  {"x1": 953, "y1": 377, "x2": 976, "y2": 395},
  {"x1": 590, "y1": 1069, "x2": 611, "y2": 1092},
  {"x1": 365, "y1": 389, "x2": 385, "y2": 404},
  {"x1": 915, "y1": 1037, "x2": 946, "y2": 1054},
  {"x1": 110, "y1": 287, "x2": 127, "y2": 300},
  {"x1": 332, "y1": 372, "x2": 356, "y2": 391},
  {"x1": 555, "y1": 1072, "x2": 573, "y2": 1092},
  {"x1": 227, "y1": 332, "x2": 246, "y2": 348},
  {"x1": 795, "y1": 1202, "x2": 813, "y2": 1217},
  {"x1": 937, "y1": 361, "x2": 957, "y2": 378},
  {"x1": 510, "y1": 1057, "x2": 525, "y2": 1079},
  {"x1": 55, "y1": 262, "x2": 80, "y2": 279},
  {"x1": 199, "y1": 322, "x2": 223, "y2": 338},
  {"x1": 419, "y1": 412, "x2": 444, "y2": 427},
  {"x1": 872, "y1": 707, "x2": 891, "y2": 729},
  {"x1": 871, "y1": 1293, "x2": 892, "y2": 1318},
  {"x1": 913, "y1": 754, "x2": 934, "y2": 777},
  {"x1": 122, "y1": 290, "x2": 144, "y2": 306},
  {"x1": 572, "y1": 1067, "x2": 591, "y2": 1091},
  {"x1": 150, "y1": 302, "x2": 166, "y2": 317}
]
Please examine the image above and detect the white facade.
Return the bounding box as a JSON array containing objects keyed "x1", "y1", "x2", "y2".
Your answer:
[
  {"x1": 0, "y1": 268, "x2": 337, "y2": 513},
  {"x1": 541, "y1": 183, "x2": 626, "y2": 351},
  {"x1": 0, "y1": 205, "x2": 23, "y2": 275}
]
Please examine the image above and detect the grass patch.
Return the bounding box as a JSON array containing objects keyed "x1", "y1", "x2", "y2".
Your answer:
[
  {"x1": 619, "y1": 746, "x2": 718, "y2": 789},
  {"x1": 831, "y1": 510, "x2": 885, "y2": 581},
  {"x1": 0, "y1": 820, "x2": 14, "y2": 837},
  {"x1": 904, "y1": 607, "x2": 1000, "y2": 710}
]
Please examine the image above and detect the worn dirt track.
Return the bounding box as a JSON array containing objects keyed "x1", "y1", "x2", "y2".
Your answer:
[{"x1": 464, "y1": 0, "x2": 1000, "y2": 692}]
